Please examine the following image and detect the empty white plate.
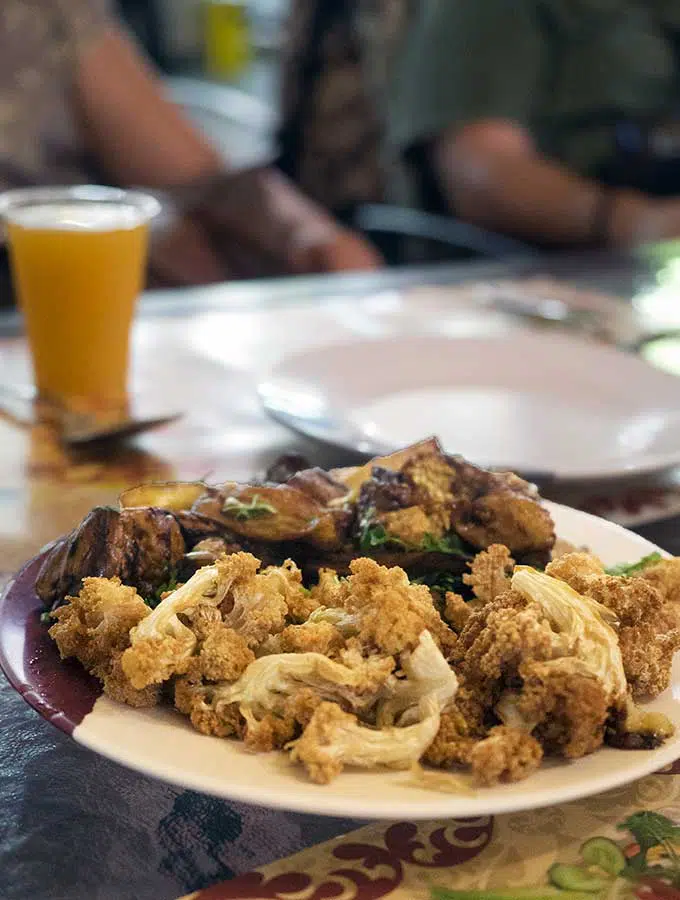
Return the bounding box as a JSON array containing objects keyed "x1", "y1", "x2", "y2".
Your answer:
[{"x1": 258, "y1": 331, "x2": 680, "y2": 480}]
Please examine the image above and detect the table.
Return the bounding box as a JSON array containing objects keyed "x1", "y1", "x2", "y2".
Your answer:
[{"x1": 2, "y1": 251, "x2": 680, "y2": 900}]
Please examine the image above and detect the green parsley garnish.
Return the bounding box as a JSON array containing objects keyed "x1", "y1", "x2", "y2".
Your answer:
[
  {"x1": 420, "y1": 532, "x2": 469, "y2": 556},
  {"x1": 413, "y1": 571, "x2": 465, "y2": 595},
  {"x1": 606, "y1": 552, "x2": 662, "y2": 577},
  {"x1": 358, "y1": 522, "x2": 407, "y2": 553},
  {"x1": 222, "y1": 494, "x2": 276, "y2": 521},
  {"x1": 147, "y1": 573, "x2": 179, "y2": 609}
]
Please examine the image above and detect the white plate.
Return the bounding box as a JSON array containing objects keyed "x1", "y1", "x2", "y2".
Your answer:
[
  {"x1": 258, "y1": 332, "x2": 680, "y2": 480},
  {"x1": 3, "y1": 503, "x2": 680, "y2": 820}
]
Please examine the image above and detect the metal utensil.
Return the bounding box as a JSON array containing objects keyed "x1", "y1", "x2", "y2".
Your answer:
[{"x1": 0, "y1": 383, "x2": 181, "y2": 446}]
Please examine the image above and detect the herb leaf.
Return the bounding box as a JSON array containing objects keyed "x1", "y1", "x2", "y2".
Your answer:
[
  {"x1": 421, "y1": 532, "x2": 469, "y2": 556},
  {"x1": 222, "y1": 494, "x2": 276, "y2": 521},
  {"x1": 413, "y1": 571, "x2": 465, "y2": 595},
  {"x1": 618, "y1": 811, "x2": 680, "y2": 869},
  {"x1": 147, "y1": 573, "x2": 179, "y2": 609},
  {"x1": 358, "y1": 522, "x2": 407, "y2": 553},
  {"x1": 606, "y1": 552, "x2": 662, "y2": 577}
]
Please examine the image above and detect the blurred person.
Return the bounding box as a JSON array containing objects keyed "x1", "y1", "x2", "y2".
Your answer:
[
  {"x1": 0, "y1": 0, "x2": 381, "y2": 305},
  {"x1": 281, "y1": 0, "x2": 680, "y2": 250},
  {"x1": 388, "y1": 0, "x2": 680, "y2": 249}
]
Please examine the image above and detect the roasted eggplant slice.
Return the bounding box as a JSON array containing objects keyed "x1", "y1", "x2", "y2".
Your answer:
[
  {"x1": 192, "y1": 482, "x2": 344, "y2": 548},
  {"x1": 36, "y1": 506, "x2": 186, "y2": 609}
]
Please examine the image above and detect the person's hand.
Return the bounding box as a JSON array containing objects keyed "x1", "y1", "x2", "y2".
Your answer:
[
  {"x1": 608, "y1": 192, "x2": 680, "y2": 247},
  {"x1": 147, "y1": 215, "x2": 229, "y2": 287},
  {"x1": 290, "y1": 228, "x2": 384, "y2": 274}
]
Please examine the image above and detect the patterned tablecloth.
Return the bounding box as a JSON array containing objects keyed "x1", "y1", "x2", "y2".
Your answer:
[
  {"x1": 3, "y1": 265, "x2": 680, "y2": 900},
  {"x1": 177, "y1": 765, "x2": 680, "y2": 900}
]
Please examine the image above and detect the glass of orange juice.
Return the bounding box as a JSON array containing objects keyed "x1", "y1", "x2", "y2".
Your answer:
[{"x1": 0, "y1": 185, "x2": 160, "y2": 410}]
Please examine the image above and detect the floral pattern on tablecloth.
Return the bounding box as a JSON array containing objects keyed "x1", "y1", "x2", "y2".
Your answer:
[{"x1": 180, "y1": 774, "x2": 680, "y2": 900}]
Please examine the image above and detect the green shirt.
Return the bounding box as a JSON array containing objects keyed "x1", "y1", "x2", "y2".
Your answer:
[{"x1": 387, "y1": 0, "x2": 680, "y2": 204}]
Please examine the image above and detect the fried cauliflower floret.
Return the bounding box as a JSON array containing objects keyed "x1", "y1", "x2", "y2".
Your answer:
[
  {"x1": 639, "y1": 558, "x2": 680, "y2": 605},
  {"x1": 283, "y1": 686, "x2": 325, "y2": 727},
  {"x1": 379, "y1": 506, "x2": 435, "y2": 545},
  {"x1": 423, "y1": 708, "x2": 477, "y2": 768},
  {"x1": 457, "y1": 600, "x2": 557, "y2": 691},
  {"x1": 181, "y1": 604, "x2": 222, "y2": 641},
  {"x1": 123, "y1": 554, "x2": 258, "y2": 689},
  {"x1": 223, "y1": 560, "x2": 290, "y2": 648},
  {"x1": 290, "y1": 697, "x2": 442, "y2": 784},
  {"x1": 342, "y1": 557, "x2": 456, "y2": 656},
  {"x1": 199, "y1": 625, "x2": 255, "y2": 682},
  {"x1": 102, "y1": 652, "x2": 161, "y2": 708},
  {"x1": 191, "y1": 699, "x2": 244, "y2": 738},
  {"x1": 463, "y1": 545, "x2": 515, "y2": 605},
  {"x1": 546, "y1": 551, "x2": 605, "y2": 592},
  {"x1": 49, "y1": 576, "x2": 150, "y2": 675},
  {"x1": 547, "y1": 552, "x2": 664, "y2": 627},
  {"x1": 443, "y1": 592, "x2": 472, "y2": 632},
  {"x1": 175, "y1": 672, "x2": 245, "y2": 737},
  {"x1": 309, "y1": 568, "x2": 344, "y2": 609},
  {"x1": 275, "y1": 621, "x2": 345, "y2": 656},
  {"x1": 508, "y1": 659, "x2": 611, "y2": 758},
  {"x1": 454, "y1": 589, "x2": 529, "y2": 660},
  {"x1": 469, "y1": 726, "x2": 543, "y2": 786},
  {"x1": 269, "y1": 559, "x2": 320, "y2": 623},
  {"x1": 242, "y1": 709, "x2": 297, "y2": 752},
  {"x1": 619, "y1": 622, "x2": 680, "y2": 698}
]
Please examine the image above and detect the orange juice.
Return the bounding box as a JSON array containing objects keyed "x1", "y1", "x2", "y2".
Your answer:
[{"x1": 3, "y1": 192, "x2": 158, "y2": 405}]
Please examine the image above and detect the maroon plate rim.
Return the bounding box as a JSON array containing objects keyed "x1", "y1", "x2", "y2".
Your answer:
[{"x1": 0, "y1": 547, "x2": 101, "y2": 735}]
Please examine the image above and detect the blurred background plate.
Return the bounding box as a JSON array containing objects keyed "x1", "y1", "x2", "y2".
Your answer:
[{"x1": 258, "y1": 330, "x2": 680, "y2": 481}]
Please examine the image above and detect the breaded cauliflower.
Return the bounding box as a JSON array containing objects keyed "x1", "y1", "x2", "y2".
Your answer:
[
  {"x1": 49, "y1": 577, "x2": 157, "y2": 707},
  {"x1": 309, "y1": 568, "x2": 344, "y2": 609},
  {"x1": 546, "y1": 552, "x2": 677, "y2": 697},
  {"x1": 102, "y1": 653, "x2": 161, "y2": 708},
  {"x1": 222, "y1": 560, "x2": 290, "y2": 648},
  {"x1": 619, "y1": 622, "x2": 680, "y2": 698},
  {"x1": 509, "y1": 659, "x2": 610, "y2": 758},
  {"x1": 423, "y1": 708, "x2": 477, "y2": 768},
  {"x1": 457, "y1": 601, "x2": 557, "y2": 693},
  {"x1": 123, "y1": 553, "x2": 258, "y2": 689},
  {"x1": 546, "y1": 551, "x2": 605, "y2": 591},
  {"x1": 639, "y1": 558, "x2": 680, "y2": 605},
  {"x1": 49, "y1": 576, "x2": 150, "y2": 675},
  {"x1": 290, "y1": 696, "x2": 442, "y2": 783},
  {"x1": 443, "y1": 593, "x2": 472, "y2": 632},
  {"x1": 469, "y1": 726, "x2": 543, "y2": 786},
  {"x1": 547, "y1": 554, "x2": 662, "y2": 626},
  {"x1": 273, "y1": 621, "x2": 345, "y2": 656},
  {"x1": 341, "y1": 557, "x2": 457, "y2": 656},
  {"x1": 463, "y1": 545, "x2": 514, "y2": 605},
  {"x1": 199, "y1": 625, "x2": 255, "y2": 682},
  {"x1": 267, "y1": 559, "x2": 320, "y2": 623}
]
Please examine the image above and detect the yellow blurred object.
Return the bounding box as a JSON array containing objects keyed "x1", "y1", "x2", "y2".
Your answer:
[{"x1": 203, "y1": 1, "x2": 251, "y2": 79}]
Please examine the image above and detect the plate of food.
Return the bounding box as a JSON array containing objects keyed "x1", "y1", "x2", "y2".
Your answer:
[
  {"x1": 2, "y1": 438, "x2": 680, "y2": 820},
  {"x1": 257, "y1": 331, "x2": 680, "y2": 479}
]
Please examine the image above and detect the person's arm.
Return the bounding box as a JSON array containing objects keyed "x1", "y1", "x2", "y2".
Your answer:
[
  {"x1": 388, "y1": 0, "x2": 680, "y2": 248},
  {"x1": 71, "y1": 24, "x2": 381, "y2": 279},
  {"x1": 431, "y1": 121, "x2": 663, "y2": 247}
]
